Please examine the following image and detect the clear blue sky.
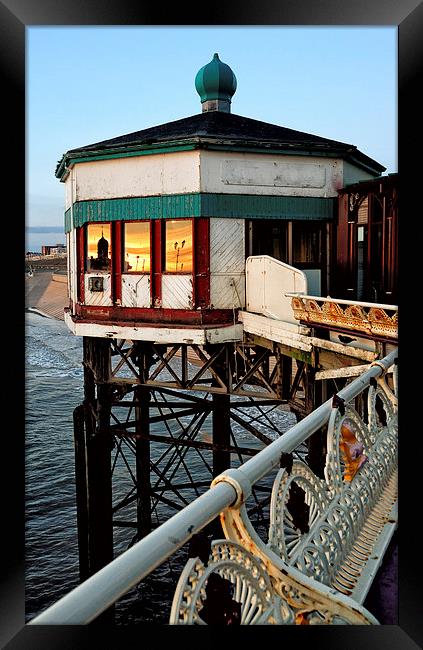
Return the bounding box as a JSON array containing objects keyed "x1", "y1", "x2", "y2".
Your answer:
[{"x1": 27, "y1": 26, "x2": 397, "y2": 227}]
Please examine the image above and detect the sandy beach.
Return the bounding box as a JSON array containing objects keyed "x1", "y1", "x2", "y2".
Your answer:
[{"x1": 25, "y1": 270, "x2": 68, "y2": 321}]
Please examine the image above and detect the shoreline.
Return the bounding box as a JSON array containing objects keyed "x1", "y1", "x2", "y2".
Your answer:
[{"x1": 25, "y1": 270, "x2": 67, "y2": 321}]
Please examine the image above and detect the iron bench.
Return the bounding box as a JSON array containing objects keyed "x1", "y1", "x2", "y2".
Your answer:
[{"x1": 170, "y1": 372, "x2": 398, "y2": 625}]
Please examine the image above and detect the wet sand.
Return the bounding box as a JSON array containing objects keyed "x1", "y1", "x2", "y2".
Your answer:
[{"x1": 25, "y1": 270, "x2": 67, "y2": 320}]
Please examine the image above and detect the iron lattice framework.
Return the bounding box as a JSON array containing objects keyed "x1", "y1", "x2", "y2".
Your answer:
[
  {"x1": 73, "y1": 334, "x2": 367, "y2": 606},
  {"x1": 74, "y1": 338, "x2": 304, "y2": 574}
]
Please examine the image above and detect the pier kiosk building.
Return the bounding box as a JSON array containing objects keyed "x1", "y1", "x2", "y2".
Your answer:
[
  {"x1": 55, "y1": 54, "x2": 397, "y2": 584},
  {"x1": 57, "y1": 52, "x2": 386, "y2": 343}
]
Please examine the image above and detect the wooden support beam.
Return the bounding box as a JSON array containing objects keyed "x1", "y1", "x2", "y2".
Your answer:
[{"x1": 315, "y1": 364, "x2": 371, "y2": 380}]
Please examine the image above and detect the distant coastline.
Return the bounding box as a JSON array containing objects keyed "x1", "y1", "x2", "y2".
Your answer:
[
  {"x1": 26, "y1": 226, "x2": 64, "y2": 233},
  {"x1": 26, "y1": 226, "x2": 66, "y2": 253}
]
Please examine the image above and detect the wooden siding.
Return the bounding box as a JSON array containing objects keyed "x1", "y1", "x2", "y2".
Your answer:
[
  {"x1": 358, "y1": 197, "x2": 368, "y2": 225},
  {"x1": 121, "y1": 275, "x2": 150, "y2": 308},
  {"x1": 84, "y1": 274, "x2": 113, "y2": 307},
  {"x1": 161, "y1": 275, "x2": 193, "y2": 309},
  {"x1": 210, "y1": 218, "x2": 245, "y2": 309},
  {"x1": 64, "y1": 194, "x2": 336, "y2": 232},
  {"x1": 210, "y1": 274, "x2": 245, "y2": 310},
  {"x1": 210, "y1": 219, "x2": 245, "y2": 274}
]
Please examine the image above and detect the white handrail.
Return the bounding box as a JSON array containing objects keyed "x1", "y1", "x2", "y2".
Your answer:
[{"x1": 29, "y1": 348, "x2": 397, "y2": 625}]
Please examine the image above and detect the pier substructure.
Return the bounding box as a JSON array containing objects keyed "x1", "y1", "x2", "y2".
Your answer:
[{"x1": 73, "y1": 335, "x2": 355, "y2": 585}]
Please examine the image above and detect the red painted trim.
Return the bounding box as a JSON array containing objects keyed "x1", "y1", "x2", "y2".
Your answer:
[
  {"x1": 194, "y1": 218, "x2": 210, "y2": 308},
  {"x1": 75, "y1": 304, "x2": 237, "y2": 325},
  {"x1": 77, "y1": 227, "x2": 85, "y2": 303},
  {"x1": 112, "y1": 221, "x2": 122, "y2": 304},
  {"x1": 152, "y1": 220, "x2": 162, "y2": 306}
]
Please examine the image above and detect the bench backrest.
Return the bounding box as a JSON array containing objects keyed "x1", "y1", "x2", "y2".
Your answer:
[{"x1": 267, "y1": 382, "x2": 397, "y2": 588}]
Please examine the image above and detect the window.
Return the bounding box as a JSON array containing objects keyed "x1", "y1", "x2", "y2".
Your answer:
[
  {"x1": 292, "y1": 222, "x2": 323, "y2": 266},
  {"x1": 86, "y1": 223, "x2": 111, "y2": 272},
  {"x1": 164, "y1": 220, "x2": 193, "y2": 273},
  {"x1": 123, "y1": 222, "x2": 150, "y2": 273}
]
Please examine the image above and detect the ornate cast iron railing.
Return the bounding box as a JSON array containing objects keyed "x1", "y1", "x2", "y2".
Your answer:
[
  {"x1": 29, "y1": 349, "x2": 397, "y2": 626},
  {"x1": 287, "y1": 293, "x2": 398, "y2": 340}
]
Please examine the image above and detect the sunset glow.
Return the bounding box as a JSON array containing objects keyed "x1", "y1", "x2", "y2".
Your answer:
[
  {"x1": 124, "y1": 222, "x2": 150, "y2": 272},
  {"x1": 165, "y1": 220, "x2": 192, "y2": 272}
]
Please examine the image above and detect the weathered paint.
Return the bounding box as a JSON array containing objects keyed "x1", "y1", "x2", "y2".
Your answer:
[
  {"x1": 64, "y1": 150, "x2": 201, "y2": 208},
  {"x1": 64, "y1": 193, "x2": 336, "y2": 232},
  {"x1": 245, "y1": 256, "x2": 307, "y2": 324},
  {"x1": 57, "y1": 140, "x2": 382, "y2": 185},
  {"x1": 111, "y1": 221, "x2": 122, "y2": 304},
  {"x1": 77, "y1": 227, "x2": 85, "y2": 304},
  {"x1": 200, "y1": 151, "x2": 344, "y2": 198},
  {"x1": 121, "y1": 275, "x2": 151, "y2": 308},
  {"x1": 64, "y1": 310, "x2": 243, "y2": 344},
  {"x1": 161, "y1": 275, "x2": 193, "y2": 310},
  {"x1": 210, "y1": 274, "x2": 245, "y2": 310},
  {"x1": 84, "y1": 274, "x2": 113, "y2": 307},
  {"x1": 193, "y1": 218, "x2": 210, "y2": 308},
  {"x1": 210, "y1": 218, "x2": 245, "y2": 309},
  {"x1": 74, "y1": 304, "x2": 237, "y2": 325},
  {"x1": 239, "y1": 311, "x2": 312, "y2": 352}
]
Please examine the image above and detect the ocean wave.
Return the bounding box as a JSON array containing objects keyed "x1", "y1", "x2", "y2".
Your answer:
[{"x1": 26, "y1": 334, "x2": 83, "y2": 378}]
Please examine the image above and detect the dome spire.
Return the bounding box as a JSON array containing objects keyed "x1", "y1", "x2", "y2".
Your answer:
[{"x1": 195, "y1": 53, "x2": 237, "y2": 113}]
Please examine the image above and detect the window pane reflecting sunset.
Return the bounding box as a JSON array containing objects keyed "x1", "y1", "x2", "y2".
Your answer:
[
  {"x1": 86, "y1": 223, "x2": 111, "y2": 271},
  {"x1": 124, "y1": 222, "x2": 150, "y2": 273},
  {"x1": 165, "y1": 220, "x2": 193, "y2": 273}
]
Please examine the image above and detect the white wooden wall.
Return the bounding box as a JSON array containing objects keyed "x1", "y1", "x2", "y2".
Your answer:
[
  {"x1": 200, "y1": 151, "x2": 345, "y2": 198},
  {"x1": 84, "y1": 274, "x2": 113, "y2": 306},
  {"x1": 210, "y1": 218, "x2": 245, "y2": 309},
  {"x1": 161, "y1": 275, "x2": 193, "y2": 309},
  {"x1": 70, "y1": 230, "x2": 78, "y2": 311},
  {"x1": 121, "y1": 275, "x2": 150, "y2": 308},
  {"x1": 65, "y1": 150, "x2": 201, "y2": 207}
]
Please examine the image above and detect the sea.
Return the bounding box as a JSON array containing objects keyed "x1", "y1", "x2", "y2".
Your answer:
[
  {"x1": 25, "y1": 311, "x2": 297, "y2": 624},
  {"x1": 25, "y1": 229, "x2": 66, "y2": 254}
]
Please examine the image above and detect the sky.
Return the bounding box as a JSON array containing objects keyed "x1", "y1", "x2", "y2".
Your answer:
[{"x1": 27, "y1": 26, "x2": 397, "y2": 229}]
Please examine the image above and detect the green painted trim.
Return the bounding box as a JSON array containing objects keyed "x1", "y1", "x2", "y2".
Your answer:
[
  {"x1": 64, "y1": 207, "x2": 72, "y2": 232},
  {"x1": 201, "y1": 193, "x2": 335, "y2": 220},
  {"x1": 65, "y1": 193, "x2": 336, "y2": 232},
  {"x1": 56, "y1": 139, "x2": 384, "y2": 181}
]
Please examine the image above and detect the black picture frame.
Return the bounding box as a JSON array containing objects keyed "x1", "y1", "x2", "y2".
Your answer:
[{"x1": 3, "y1": 1, "x2": 421, "y2": 647}]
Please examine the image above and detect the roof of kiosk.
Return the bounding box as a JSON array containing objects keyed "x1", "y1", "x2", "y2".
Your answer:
[
  {"x1": 56, "y1": 53, "x2": 385, "y2": 179},
  {"x1": 56, "y1": 111, "x2": 385, "y2": 178}
]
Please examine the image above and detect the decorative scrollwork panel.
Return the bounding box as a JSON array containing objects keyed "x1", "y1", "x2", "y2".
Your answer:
[{"x1": 170, "y1": 540, "x2": 288, "y2": 625}]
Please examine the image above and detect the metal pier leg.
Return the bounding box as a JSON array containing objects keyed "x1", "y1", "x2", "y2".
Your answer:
[
  {"x1": 73, "y1": 404, "x2": 89, "y2": 583},
  {"x1": 281, "y1": 353, "x2": 293, "y2": 401},
  {"x1": 211, "y1": 392, "x2": 231, "y2": 538},
  {"x1": 305, "y1": 370, "x2": 326, "y2": 478},
  {"x1": 135, "y1": 385, "x2": 152, "y2": 539},
  {"x1": 83, "y1": 338, "x2": 114, "y2": 575},
  {"x1": 212, "y1": 393, "x2": 231, "y2": 478}
]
